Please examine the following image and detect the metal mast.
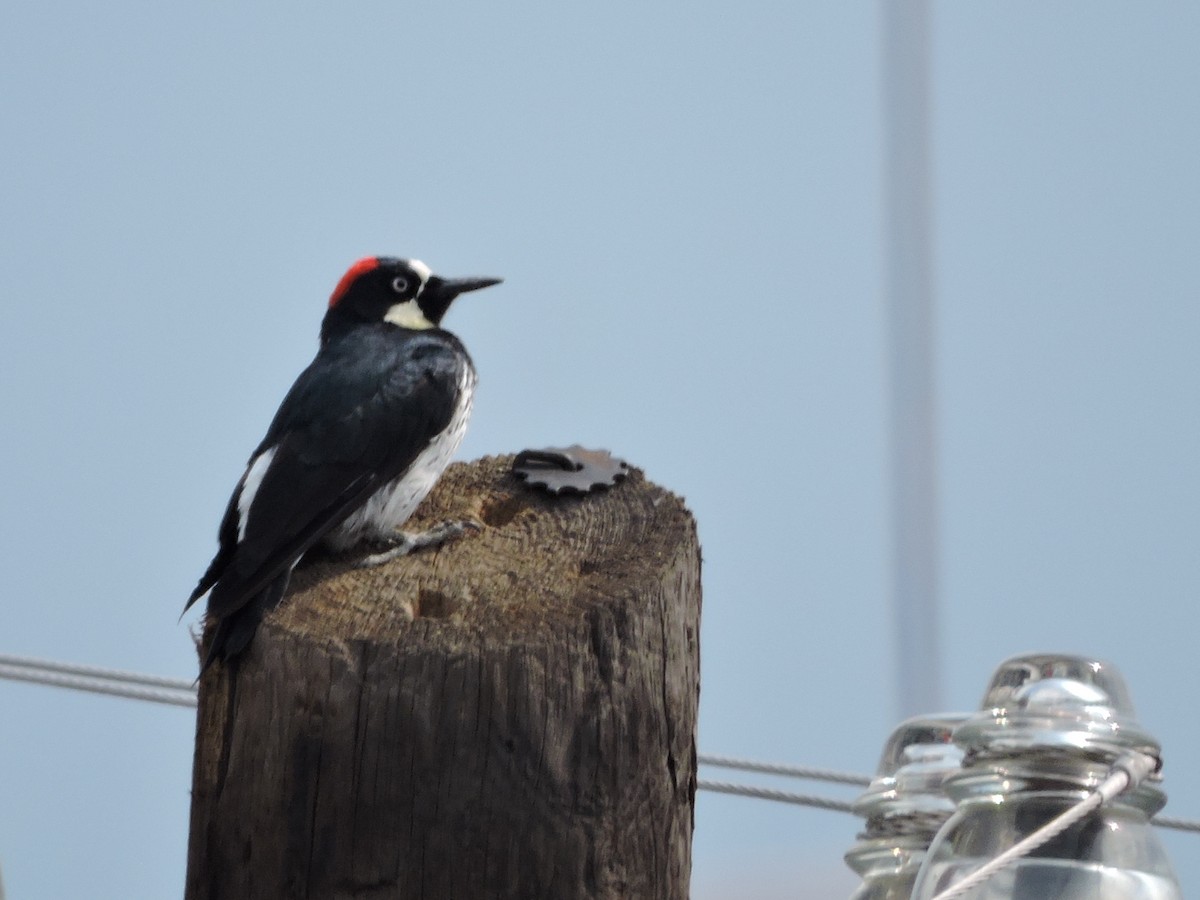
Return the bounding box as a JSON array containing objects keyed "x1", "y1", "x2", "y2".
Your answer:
[{"x1": 882, "y1": 0, "x2": 941, "y2": 717}]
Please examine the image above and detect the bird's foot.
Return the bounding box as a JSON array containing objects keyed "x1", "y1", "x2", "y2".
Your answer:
[{"x1": 355, "y1": 519, "x2": 482, "y2": 569}]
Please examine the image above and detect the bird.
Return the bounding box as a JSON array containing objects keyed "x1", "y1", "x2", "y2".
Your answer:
[{"x1": 184, "y1": 256, "x2": 501, "y2": 670}]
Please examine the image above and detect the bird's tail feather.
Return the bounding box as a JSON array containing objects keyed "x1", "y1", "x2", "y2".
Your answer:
[{"x1": 200, "y1": 573, "x2": 290, "y2": 672}]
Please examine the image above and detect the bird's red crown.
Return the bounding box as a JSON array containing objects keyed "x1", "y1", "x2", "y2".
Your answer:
[{"x1": 328, "y1": 257, "x2": 381, "y2": 308}]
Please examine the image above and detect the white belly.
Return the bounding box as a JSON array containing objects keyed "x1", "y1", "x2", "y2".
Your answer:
[{"x1": 325, "y1": 368, "x2": 475, "y2": 550}]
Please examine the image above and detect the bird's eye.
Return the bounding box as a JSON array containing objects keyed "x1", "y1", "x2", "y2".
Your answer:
[{"x1": 391, "y1": 276, "x2": 409, "y2": 293}]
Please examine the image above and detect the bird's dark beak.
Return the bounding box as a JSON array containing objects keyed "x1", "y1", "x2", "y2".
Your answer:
[
  {"x1": 436, "y1": 276, "x2": 503, "y2": 298},
  {"x1": 421, "y1": 275, "x2": 502, "y2": 325}
]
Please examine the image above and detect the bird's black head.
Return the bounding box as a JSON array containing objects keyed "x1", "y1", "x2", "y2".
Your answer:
[{"x1": 321, "y1": 256, "x2": 501, "y2": 342}]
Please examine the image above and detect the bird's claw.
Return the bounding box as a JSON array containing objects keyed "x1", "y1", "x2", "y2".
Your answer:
[{"x1": 355, "y1": 518, "x2": 482, "y2": 569}]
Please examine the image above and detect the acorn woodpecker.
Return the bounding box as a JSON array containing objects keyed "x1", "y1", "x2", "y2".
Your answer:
[{"x1": 184, "y1": 257, "x2": 501, "y2": 669}]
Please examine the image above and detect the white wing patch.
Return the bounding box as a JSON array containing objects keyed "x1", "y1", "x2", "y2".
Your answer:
[{"x1": 236, "y1": 446, "x2": 277, "y2": 542}]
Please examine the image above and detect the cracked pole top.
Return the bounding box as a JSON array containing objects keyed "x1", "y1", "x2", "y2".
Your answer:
[{"x1": 185, "y1": 454, "x2": 701, "y2": 900}]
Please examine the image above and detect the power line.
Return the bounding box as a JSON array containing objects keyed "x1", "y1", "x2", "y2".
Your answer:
[
  {"x1": 697, "y1": 779, "x2": 855, "y2": 814},
  {"x1": 698, "y1": 753, "x2": 870, "y2": 787},
  {"x1": 2, "y1": 652, "x2": 1200, "y2": 836},
  {"x1": 1149, "y1": 814, "x2": 1200, "y2": 834},
  {"x1": 0, "y1": 661, "x2": 196, "y2": 708},
  {"x1": 0, "y1": 652, "x2": 193, "y2": 691}
]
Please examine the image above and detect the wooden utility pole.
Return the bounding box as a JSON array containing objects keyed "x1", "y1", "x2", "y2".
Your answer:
[{"x1": 185, "y1": 455, "x2": 701, "y2": 900}]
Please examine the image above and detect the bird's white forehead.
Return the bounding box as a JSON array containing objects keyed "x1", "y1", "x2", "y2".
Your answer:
[{"x1": 407, "y1": 259, "x2": 433, "y2": 285}]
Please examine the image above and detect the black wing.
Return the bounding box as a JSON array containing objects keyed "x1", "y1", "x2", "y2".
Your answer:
[{"x1": 185, "y1": 328, "x2": 468, "y2": 658}]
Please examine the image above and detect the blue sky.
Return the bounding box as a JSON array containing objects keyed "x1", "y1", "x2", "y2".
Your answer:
[{"x1": 1, "y1": 2, "x2": 1197, "y2": 897}]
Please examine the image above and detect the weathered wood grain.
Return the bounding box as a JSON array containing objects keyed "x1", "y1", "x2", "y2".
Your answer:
[{"x1": 185, "y1": 454, "x2": 701, "y2": 900}]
